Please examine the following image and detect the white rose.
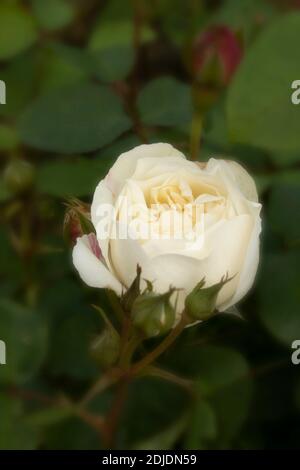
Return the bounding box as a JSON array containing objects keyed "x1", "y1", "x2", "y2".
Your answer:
[{"x1": 73, "y1": 143, "x2": 261, "y2": 313}]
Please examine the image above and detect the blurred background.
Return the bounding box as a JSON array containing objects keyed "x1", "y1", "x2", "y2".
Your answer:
[{"x1": 1, "y1": 0, "x2": 300, "y2": 450}]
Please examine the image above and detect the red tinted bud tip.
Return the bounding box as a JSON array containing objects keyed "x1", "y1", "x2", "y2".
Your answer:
[
  {"x1": 63, "y1": 199, "x2": 94, "y2": 246},
  {"x1": 193, "y1": 25, "x2": 242, "y2": 86}
]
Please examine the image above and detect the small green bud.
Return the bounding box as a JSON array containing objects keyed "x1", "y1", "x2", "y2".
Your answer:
[
  {"x1": 121, "y1": 265, "x2": 142, "y2": 312},
  {"x1": 4, "y1": 159, "x2": 35, "y2": 194},
  {"x1": 132, "y1": 290, "x2": 176, "y2": 338},
  {"x1": 90, "y1": 306, "x2": 120, "y2": 368},
  {"x1": 185, "y1": 275, "x2": 232, "y2": 321},
  {"x1": 90, "y1": 328, "x2": 120, "y2": 369}
]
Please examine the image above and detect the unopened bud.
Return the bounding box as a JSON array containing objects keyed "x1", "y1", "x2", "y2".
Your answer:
[
  {"x1": 90, "y1": 305, "x2": 121, "y2": 369},
  {"x1": 90, "y1": 328, "x2": 120, "y2": 369},
  {"x1": 3, "y1": 159, "x2": 35, "y2": 194},
  {"x1": 132, "y1": 290, "x2": 176, "y2": 338},
  {"x1": 63, "y1": 199, "x2": 94, "y2": 245},
  {"x1": 185, "y1": 275, "x2": 232, "y2": 321},
  {"x1": 193, "y1": 25, "x2": 242, "y2": 87},
  {"x1": 90, "y1": 306, "x2": 120, "y2": 368}
]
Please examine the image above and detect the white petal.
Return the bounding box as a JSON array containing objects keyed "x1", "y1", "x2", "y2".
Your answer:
[
  {"x1": 207, "y1": 158, "x2": 258, "y2": 203},
  {"x1": 227, "y1": 160, "x2": 259, "y2": 202},
  {"x1": 90, "y1": 179, "x2": 115, "y2": 272},
  {"x1": 72, "y1": 235, "x2": 122, "y2": 294},
  {"x1": 109, "y1": 226, "x2": 155, "y2": 288},
  {"x1": 147, "y1": 214, "x2": 255, "y2": 309},
  {"x1": 107, "y1": 143, "x2": 185, "y2": 194},
  {"x1": 221, "y1": 205, "x2": 262, "y2": 310}
]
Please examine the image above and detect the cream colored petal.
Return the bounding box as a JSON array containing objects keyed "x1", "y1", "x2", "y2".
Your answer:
[
  {"x1": 227, "y1": 160, "x2": 259, "y2": 202},
  {"x1": 107, "y1": 143, "x2": 185, "y2": 194},
  {"x1": 73, "y1": 235, "x2": 122, "y2": 294},
  {"x1": 220, "y1": 205, "x2": 262, "y2": 311},
  {"x1": 90, "y1": 179, "x2": 116, "y2": 275},
  {"x1": 109, "y1": 226, "x2": 156, "y2": 289},
  {"x1": 146, "y1": 214, "x2": 254, "y2": 310},
  {"x1": 206, "y1": 158, "x2": 258, "y2": 202}
]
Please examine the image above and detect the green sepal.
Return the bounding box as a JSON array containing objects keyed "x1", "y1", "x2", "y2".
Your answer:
[
  {"x1": 121, "y1": 265, "x2": 142, "y2": 312},
  {"x1": 185, "y1": 274, "x2": 233, "y2": 321},
  {"x1": 132, "y1": 289, "x2": 176, "y2": 338}
]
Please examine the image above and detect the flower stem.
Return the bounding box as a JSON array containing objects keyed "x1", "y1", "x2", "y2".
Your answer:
[
  {"x1": 102, "y1": 377, "x2": 130, "y2": 449},
  {"x1": 79, "y1": 367, "x2": 123, "y2": 408},
  {"x1": 190, "y1": 108, "x2": 203, "y2": 161},
  {"x1": 129, "y1": 314, "x2": 189, "y2": 375},
  {"x1": 143, "y1": 365, "x2": 194, "y2": 393}
]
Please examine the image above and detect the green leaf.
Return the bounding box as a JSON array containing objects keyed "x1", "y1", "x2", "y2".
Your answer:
[
  {"x1": 88, "y1": 17, "x2": 153, "y2": 82},
  {"x1": 18, "y1": 82, "x2": 132, "y2": 153},
  {"x1": 0, "y1": 3, "x2": 38, "y2": 60},
  {"x1": 0, "y1": 232, "x2": 22, "y2": 279},
  {"x1": 209, "y1": 0, "x2": 277, "y2": 41},
  {"x1": 39, "y1": 45, "x2": 89, "y2": 93},
  {"x1": 270, "y1": 151, "x2": 300, "y2": 168},
  {"x1": 138, "y1": 77, "x2": 192, "y2": 127},
  {"x1": 47, "y1": 306, "x2": 101, "y2": 380},
  {"x1": 0, "y1": 182, "x2": 11, "y2": 202},
  {"x1": 0, "y1": 299, "x2": 48, "y2": 385},
  {"x1": 227, "y1": 13, "x2": 300, "y2": 154},
  {"x1": 133, "y1": 415, "x2": 188, "y2": 450},
  {"x1": 268, "y1": 183, "x2": 300, "y2": 243},
  {"x1": 97, "y1": 134, "x2": 142, "y2": 160},
  {"x1": 0, "y1": 51, "x2": 39, "y2": 118},
  {"x1": 255, "y1": 170, "x2": 300, "y2": 195},
  {"x1": 32, "y1": 0, "x2": 75, "y2": 31},
  {"x1": 91, "y1": 46, "x2": 135, "y2": 82},
  {"x1": 89, "y1": 20, "x2": 153, "y2": 50},
  {"x1": 36, "y1": 158, "x2": 108, "y2": 198},
  {"x1": 258, "y1": 252, "x2": 300, "y2": 346},
  {"x1": 121, "y1": 378, "x2": 187, "y2": 448},
  {"x1": 43, "y1": 417, "x2": 101, "y2": 449},
  {"x1": 0, "y1": 124, "x2": 19, "y2": 151},
  {"x1": 0, "y1": 394, "x2": 39, "y2": 450},
  {"x1": 185, "y1": 400, "x2": 217, "y2": 450},
  {"x1": 183, "y1": 346, "x2": 252, "y2": 447},
  {"x1": 25, "y1": 407, "x2": 73, "y2": 428}
]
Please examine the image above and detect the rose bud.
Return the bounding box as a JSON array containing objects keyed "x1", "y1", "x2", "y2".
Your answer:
[
  {"x1": 63, "y1": 199, "x2": 94, "y2": 245},
  {"x1": 3, "y1": 159, "x2": 35, "y2": 194},
  {"x1": 90, "y1": 328, "x2": 120, "y2": 369},
  {"x1": 193, "y1": 25, "x2": 242, "y2": 87},
  {"x1": 90, "y1": 306, "x2": 120, "y2": 368},
  {"x1": 73, "y1": 144, "x2": 261, "y2": 317},
  {"x1": 132, "y1": 290, "x2": 176, "y2": 338},
  {"x1": 185, "y1": 275, "x2": 233, "y2": 321}
]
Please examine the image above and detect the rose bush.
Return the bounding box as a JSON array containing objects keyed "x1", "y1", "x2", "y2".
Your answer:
[{"x1": 73, "y1": 143, "x2": 261, "y2": 313}]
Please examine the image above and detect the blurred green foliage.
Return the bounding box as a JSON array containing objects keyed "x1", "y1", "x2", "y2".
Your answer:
[{"x1": 1, "y1": 0, "x2": 300, "y2": 450}]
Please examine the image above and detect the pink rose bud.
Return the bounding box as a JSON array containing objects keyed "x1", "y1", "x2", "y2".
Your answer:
[
  {"x1": 63, "y1": 199, "x2": 94, "y2": 245},
  {"x1": 193, "y1": 25, "x2": 242, "y2": 86}
]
